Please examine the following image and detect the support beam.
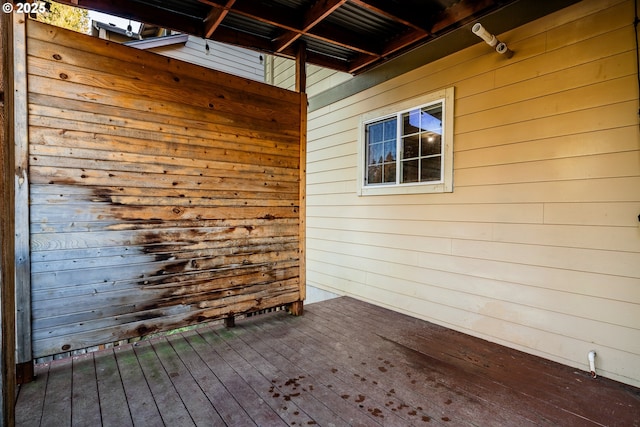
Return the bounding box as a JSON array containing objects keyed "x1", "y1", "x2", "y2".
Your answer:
[
  {"x1": 295, "y1": 42, "x2": 306, "y2": 94},
  {"x1": 297, "y1": 87, "x2": 307, "y2": 307},
  {"x1": 0, "y1": 11, "x2": 17, "y2": 427},
  {"x1": 273, "y1": 0, "x2": 346, "y2": 52},
  {"x1": 57, "y1": 0, "x2": 202, "y2": 35},
  {"x1": 203, "y1": 0, "x2": 235, "y2": 39},
  {"x1": 13, "y1": 15, "x2": 32, "y2": 384}
]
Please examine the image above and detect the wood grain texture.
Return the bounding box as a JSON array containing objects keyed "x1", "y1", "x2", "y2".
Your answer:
[
  {"x1": 0, "y1": 10, "x2": 17, "y2": 426},
  {"x1": 14, "y1": 298, "x2": 640, "y2": 426},
  {"x1": 13, "y1": 13, "x2": 31, "y2": 372},
  {"x1": 26, "y1": 20, "x2": 304, "y2": 358}
]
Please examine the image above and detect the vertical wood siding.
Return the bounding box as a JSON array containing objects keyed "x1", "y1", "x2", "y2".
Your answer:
[
  {"x1": 304, "y1": 0, "x2": 640, "y2": 387},
  {"x1": 26, "y1": 20, "x2": 305, "y2": 358}
]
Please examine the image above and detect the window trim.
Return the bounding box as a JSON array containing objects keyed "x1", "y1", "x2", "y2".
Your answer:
[{"x1": 357, "y1": 87, "x2": 454, "y2": 196}]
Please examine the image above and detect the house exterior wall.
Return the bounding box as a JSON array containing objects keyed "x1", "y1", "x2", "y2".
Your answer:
[
  {"x1": 150, "y1": 37, "x2": 265, "y2": 82},
  {"x1": 301, "y1": 0, "x2": 640, "y2": 387},
  {"x1": 265, "y1": 56, "x2": 352, "y2": 97}
]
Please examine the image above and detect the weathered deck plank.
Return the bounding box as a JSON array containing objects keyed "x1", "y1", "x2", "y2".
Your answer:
[
  {"x1": 93, "y1": 349, "x2": 133, "y2": 427},
  {"x1": 132, "y1": 340, "x2": 195, "y2": 426},
  {"x1": 183, "y1": 330, "x2": 285, "y2": 426},
  {"x1": 323, "y1": 297, "x2": 640, "y2": 425},
  {"x1": 210, "y1": 325, "x2": 353, "y2": 426},
  {"x1": 40, "y1": 356, "x2": 72, "y2": 427},
  {"x1": 245, "y1": 310, "x2": 430, "y2": 425},
  {"x1": 15, "y1": 297, "x2": 640, "y2": 426},
  {"x1": 15, "y1": 363, "x2": 48, "y2": 426},
  {"x1": 165, "y1": 334, "x2": 256, "y2": 427},
  {"x1": 70, "y1": 354, "x2": 101, "y2": 427},
  {"x1": 113, "y1": 344, "x2": 164, "y2": 426},
  {"x1": 148, "y1": 338, "x2": 225, "y2": 426}
]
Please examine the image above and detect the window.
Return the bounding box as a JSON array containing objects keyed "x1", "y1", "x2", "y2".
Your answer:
[{"x1": 358, "y1": 87, "x2": 454, "y2": 196}]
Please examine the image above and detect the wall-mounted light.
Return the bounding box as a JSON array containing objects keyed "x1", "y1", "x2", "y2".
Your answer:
[{"x1": 472, "y1": 23, "x2": 513, "y2": 58}]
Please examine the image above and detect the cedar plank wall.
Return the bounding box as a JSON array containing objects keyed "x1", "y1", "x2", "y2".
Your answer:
[
  {"x1": 303, "y1": 0, "x2": 640, "y2": 387},
  {"x1": 26, "y1": 20, "x2": 305, "y2": 358}
]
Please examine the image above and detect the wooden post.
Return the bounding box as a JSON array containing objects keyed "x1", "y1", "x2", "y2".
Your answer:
[
  {"x1": 12, "y1": 15, "x2": 32, "y2": 384},
  {"x1": 288, "y1": 301, "x2": 304, "y2": 316},
  {"x1": 224, "y1": 315, "x2": 236, "y2": 328},
  {"x1": 295, "y1": 41, "x2": 306, "y2": 94},
  {"x1": 296, "y1": 40, "x2": 307, "y2": 314},
  {"x1": 1, "y1": 11, "x2": 17, "y2": 427},
  {"x1": 297, "y1": 89, "x2": 307, "y2": 307}
]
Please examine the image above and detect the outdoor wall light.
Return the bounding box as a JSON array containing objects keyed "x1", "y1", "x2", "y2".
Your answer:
[{"x1": 472, "y1": 23, "x2": 513, "y2": 58}]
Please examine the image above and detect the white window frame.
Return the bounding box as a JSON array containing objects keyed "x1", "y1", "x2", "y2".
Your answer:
[{"x1": 357, "y1": 87, "x2": 454, "y2": 196}]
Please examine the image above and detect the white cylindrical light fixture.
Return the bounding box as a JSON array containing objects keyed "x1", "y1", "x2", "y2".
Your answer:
[
  {"x1": 496, "y1": 42, "x2": 514, "y2": 58},
  {"x1": 472, "y1": 23, "x2": 497, "y2": 47},
  {"x1": 472, "y1": 23, "x2": 513, "y2": 58}
]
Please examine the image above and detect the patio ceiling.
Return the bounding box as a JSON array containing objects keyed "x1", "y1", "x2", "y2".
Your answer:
[{"x1": 55, "y1": 0, "x2": 523, "y2": 74}]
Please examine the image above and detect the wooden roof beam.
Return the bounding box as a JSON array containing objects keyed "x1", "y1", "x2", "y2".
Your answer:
[
  {"x1": 349, "y1": 0, "x2": 431, "y2": 32},
  {"x1": 309, "y1": 22, "x2": 380, "y2": 56},
  {"x1": 223, "y1": 1, "x2": 300, "y2": 32},
  {"x1": 56, "y1": 0, "x2": 202, "y2": 35},
  {"x1": 274, "y1": 0, "x2": 346, "y2": 53},
  {"x1": 206, "y1": 25, "x2": 273, "y2": 52},
  {"x1": 203, "y1": 0, "x2": 235, "y2": 39},
  {"x1": 349, "y1": 0, "x2": 499, "y2": 74},
  {"x1": 431, "y1": 0, "x2": 497, "y2": 33}
]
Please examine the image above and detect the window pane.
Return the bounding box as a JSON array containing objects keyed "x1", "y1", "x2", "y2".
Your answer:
[
  {"x1": 421, "y1": 133, "x2": 441, "y2": 156},
  {"x1": 383, "y1": 118, "x2": 397, "y2": 140},
  {"x1": 368, "y1": 143, "x2": 383, "y2": 165},
  {"x1": 420, "y1": 105, "x2": 442, "y2": 133},
  {"x1": 383, "y1": 162, "x2": 396, "y2": 183},
  {"x1": 366, "y1": 117, "x2": 397, "y2": 186},
  {"x1": 401, "y1": 135, "x2": 419, "y2": 159},
  {"x1": 402, "y1": 109, "x2": 421, "y2": 135},
  {"x1": 384, "y1": 141, "x2": 396, "y2": 162},
  {"x1": 421, "y1": 156, "x2": 441, "y2": 181},
  {"x1": 368, "y1": 165, "x2": 382, "y2": 184},
  {"x1": 401, "y1": 159, "x2": 419, "y2": 183},
  {"x1": 367, "y1": 122, "x2": 383, "y2": 143}
]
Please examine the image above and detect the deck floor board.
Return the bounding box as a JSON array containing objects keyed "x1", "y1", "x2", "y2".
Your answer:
[
  {"x1": 70, "y1": 353, "x2": 101, "y2": 427},
  {"x1": 15, "y1": 297, "x2": 640, "y2": 426},
  {"x1": 309, "y1": 299, "x2": 560, "y2": 425},
  {"x1": 94, "y1": 349, "x2": 133, "y2": 427}
]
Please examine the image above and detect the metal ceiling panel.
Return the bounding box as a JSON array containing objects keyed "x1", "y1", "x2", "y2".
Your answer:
[{"x1": 58, "y1": 0, "x2": 579, "y2": 74}]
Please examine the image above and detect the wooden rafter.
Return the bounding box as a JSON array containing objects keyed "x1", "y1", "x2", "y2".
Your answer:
[
  {"x1": 431, "y1": 0, "x2": 497, "y2": 33},
  {"x1": 62, "y1": 0, "x2": 203, "y2": 35},
  {"x1": 349, "y1": 0, "x2": 431, "y2": 32},
  {"x1": 274, "y1": 0, "x2": 346, "y2": 52},
  {"x1": 203, "y1": 0, "x2": 235, "y2": 39},
  {"x1": 53, "y1": 0, "x2": 515, "y2": 74}
]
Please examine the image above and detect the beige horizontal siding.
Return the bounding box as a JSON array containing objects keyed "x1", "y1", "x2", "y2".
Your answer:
[
  {"x1": 266, "y1": 56, "x2": 352, "y2": 97},
  {"x1": 305, "y1": 0, "x2": 640, "y2": 387}
]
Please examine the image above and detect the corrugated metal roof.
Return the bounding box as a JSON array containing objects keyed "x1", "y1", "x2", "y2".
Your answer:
[{"x1": 61, "y1": 0, "x2": 575, "y2": 74}]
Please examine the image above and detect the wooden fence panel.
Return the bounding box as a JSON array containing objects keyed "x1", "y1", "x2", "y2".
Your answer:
[{"x1": 26, "y1": 20, "x2": 305, "y2": 358}]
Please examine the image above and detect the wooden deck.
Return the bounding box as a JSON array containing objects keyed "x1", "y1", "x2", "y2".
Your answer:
[{"x1": 15, "y1": 297, "x2": 640, "y2": 426}]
